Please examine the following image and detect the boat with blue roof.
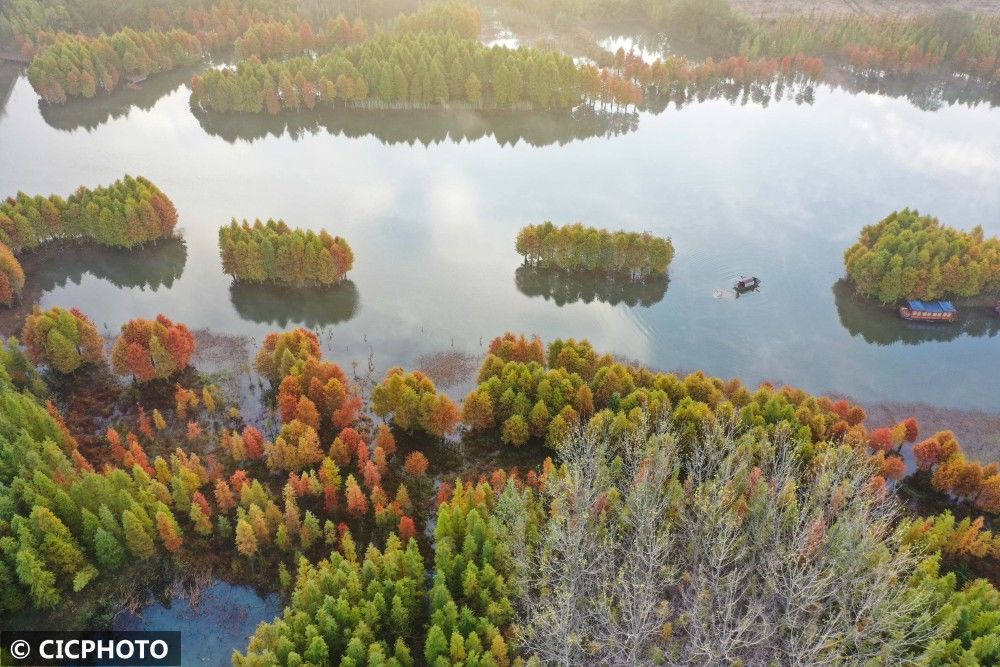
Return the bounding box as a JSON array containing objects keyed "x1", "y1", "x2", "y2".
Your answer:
[{"x1": 898, "y1": 299, "x2": 958, "y2": 322}]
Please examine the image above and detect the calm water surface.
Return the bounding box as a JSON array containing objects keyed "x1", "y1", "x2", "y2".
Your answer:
[
  {"x1": 114, "y1": 581, "x2": 280, "y2": 664},
  {"x1": 1, "y1": 69, "x2": 998, "y2": 411}
]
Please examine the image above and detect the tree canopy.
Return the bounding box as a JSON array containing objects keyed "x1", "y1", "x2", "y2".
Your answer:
[
  {"x1": 22, "y1": 306, "x2": 104, "y2": 374},
  {"x1": 516, "y1": 221, "x2": 674, "y2": 278},
  {"x1": 27, "y1": 28, "x2": 203, "y2": 104},
  {"x1": 844, "y1": 208, "x2": 1000, "y2": 303},
  {"x1": 219, "y1": 218, "x2": 354, "y2": 287}
]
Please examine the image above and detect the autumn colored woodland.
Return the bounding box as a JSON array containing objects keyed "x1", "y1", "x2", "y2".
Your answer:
[
  {"x1": 0, "y1": 322, "x2": 997, "y2": 664},
  {"x1": 2, "y1": 0, "x2": 1000, "y2": 662},
  {"x1": 27, "y1": 29, "x2": 203, "y2": 104}
]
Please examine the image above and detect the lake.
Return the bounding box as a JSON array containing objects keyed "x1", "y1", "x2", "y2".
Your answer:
[{"x1": 1, "y1": 65, "x2": 998, "y2": 412}]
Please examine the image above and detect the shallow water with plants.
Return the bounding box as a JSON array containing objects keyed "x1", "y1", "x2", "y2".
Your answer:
[{"x1": 115, "y1": 581, "x2": 281, "y2": 664}]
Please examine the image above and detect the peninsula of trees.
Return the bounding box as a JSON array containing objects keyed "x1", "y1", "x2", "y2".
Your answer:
[
  {"x1": 0, "y1": 175, "x2": 178, "y2": 307},
  {"x1": 219, "y1": 219, "x2": 354, "y2": 286},
  {"x1": 191, "y1": 33, "x2": 586, "y2": 112},
  {"x1": 516, "y1": 222, "x2": 674, "y2": 279},
  {"x1": 26, "y1": 28, "x2": 203, "y2": 104},
  {"x1": 844, "y1": 209, "x2": 1000, "y2": 303}
]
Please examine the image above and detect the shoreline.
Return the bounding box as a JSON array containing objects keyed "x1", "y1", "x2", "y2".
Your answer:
[{"x1": 6, "y1": 310, "x2": 999, "y2": 462}]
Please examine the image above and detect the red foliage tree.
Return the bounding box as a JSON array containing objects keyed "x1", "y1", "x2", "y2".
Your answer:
[
  {"x1": 868, "y1": 427, "x2": 894, "y2": 452},
  {"x1": 399, "y1": 515, "x2": 416, "y2": 543},
  {"x1": 345, "y1": 475, "x2": 368, "y2": 518},
  {"x1": 243, "y1": 426, "x2": 265, "y2": 461}
]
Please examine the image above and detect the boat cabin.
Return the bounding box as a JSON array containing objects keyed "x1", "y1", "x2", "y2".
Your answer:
[
  {"x1": 734, "y1": 276, "x2": 760, "y2": 292},
  {"x1": 898, "y1": 299, "x2": 958, "y2": 322}
]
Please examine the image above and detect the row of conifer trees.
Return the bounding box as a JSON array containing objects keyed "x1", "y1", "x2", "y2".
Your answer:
[{"x1": 219, "y1": 218, "x2": 355, "y2": 286}]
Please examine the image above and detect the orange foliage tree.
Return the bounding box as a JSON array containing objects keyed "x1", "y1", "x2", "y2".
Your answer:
[
  {"x1": 914, "y1": 430, "x2": 1000, "y2": 514},
  {"x1": 110, "y1": 315, "x2": 195, "y2": 382}
]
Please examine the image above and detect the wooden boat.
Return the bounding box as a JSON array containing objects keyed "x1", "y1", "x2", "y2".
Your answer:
[
  {"x1": 734, "y1": 276, "x2": 760, "y2": 293},
  {"x1": 898, "y1": 299, "x2": 958, "y2": 322}
]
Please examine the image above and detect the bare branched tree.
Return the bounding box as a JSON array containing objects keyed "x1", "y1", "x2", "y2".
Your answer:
[{"x1": 501, "y1": 420, "x2": 943, "y2": 666}]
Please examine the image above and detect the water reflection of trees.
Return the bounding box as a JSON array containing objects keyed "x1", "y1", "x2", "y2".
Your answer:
[
  {"x1": 641, "y1": 76, "x2": 817, "y2": 114},
  {"x1": 0, "y1": 239, "x2": 188, "y2": 336},
  {"x1": 19, "y1": 57, "x2": 998, "y2": 140},
  {"x1": 0, "y1": 63, "x2": 20, "y2": 118},
  {"x1": 229, "y1": 280, "x2": 359, "y2": 328},
  {"x1": 828, "y1": 70, "x2": 999, "y2": 111},
  {"x1": 191, "y1": 71, "x2": 997, "y2": 147},
  {"x1": 515, "y1": 265, "x2": 668, "y2": 307},
  {"x1": 38, "y1": 65, "x2": 201, "y2": 132},
  {"x1": 193, "y1": 105, "x2": 641, "y2": 146},
  {"x1": 833, "y1": 279, "x2": 1000, "y2": 346},
  {"x1": 27, "y1": 238, "x2": 187, "y2": 292}
]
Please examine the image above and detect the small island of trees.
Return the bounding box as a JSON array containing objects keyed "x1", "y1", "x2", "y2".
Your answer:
[
  {"x1": 219, "y1": 218, "x2": 354, "y2": 286},
  {"x1": 844, "y1": 209, "x2": 1000, "y2": 303},
  {"x1": 0, "y1": 175, "x2": 178, "y2": 307},
  {"x1": 516, "y1": 221, "x2": 674, "y2": 280}
]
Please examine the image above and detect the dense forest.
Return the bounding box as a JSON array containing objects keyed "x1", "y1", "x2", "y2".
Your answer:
[
  {"x1": 7, "y1": 0, "x2": 996, "y2": 118},
  {"x1": 233, "y1": 1, "x2": 481, "y2": 60},
  {"x1": 2, "y1": 0, "x2": 997, "y2": 89},
  {"x1": 0, "y1": 175, "x2": 178, "y2": 307},
  {"x1": 516, "y1": 222, "x2": 674, "y2": 279},
  {"x1": 191, "y1": 30, "x2": 831, "y2": 115},
  {"x1": 219, "y1": 218, "x2": 354, "y2": 286},
  {"x1": 2, "y1": 0, "x2": 1000, "y2": 662},
  {"x1": 844, "y1": 208, "x2": 1000, "y2": 303},
  {"x1": 0, "y1": 0, "x2": 304, "y2": 54},
  {"x1": 0, "y1": 320, "x2": 997, "y2": 662}
]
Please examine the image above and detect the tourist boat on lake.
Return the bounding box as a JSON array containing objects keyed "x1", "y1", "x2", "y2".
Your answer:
[
  {"x1": 734, "y1": 276, "x2": 760, "y2": 293},
  {"x1": 898, "y1": 299, "x2": 958, "y2": 322}
]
